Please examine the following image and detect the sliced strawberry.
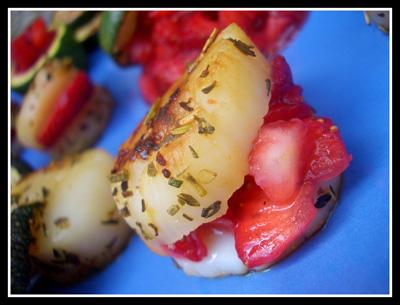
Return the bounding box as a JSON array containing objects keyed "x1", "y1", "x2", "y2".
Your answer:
[
  {"x1": 37, "y1": 71, "x2": 94, "y2": 148},
  {"x1": 249, "y1": 119, "x2": 308, "y2": 204},
  {"x1": 229, "y1": 176, "x2": 318, "y2": 269},
  {"x1": 234, "y1": 116, "x2": 351, "y2": 268},
  {"x1": 166, "y1": 231, "x2": 208, "y2": 262}
]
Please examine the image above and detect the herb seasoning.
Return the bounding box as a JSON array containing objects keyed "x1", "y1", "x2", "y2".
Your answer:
[
  {"x1": 226, "y1": 38, "x2": 256, "y2": 57},
  {"x1": 186, "y1": 174, "x2": 207, "y2": 197},
  {"x1": 265, "y1": 79, "x2": 271, "y2": 96},
  {"x1": 156, "y1": 152, "x2": 167, "y2": 166},
  {"x1": 189, "y1": 145, "x2": 199, "y2": 158},
  {"x1": 168, "y1": 177, "x2": 183, "y2": 188},
  {"x1": 159, "y1": 134, "x2": 176, "y2": 147},
  {"x1": 141, "y1": 199, "x2": 146, "y2": 212},
  {"x1": 162, "y1": 168, "x2": 171, "y2": 178},
  {"x1": 112, "y1": 187, "x2": 118, "y2": 196},
  {"x1": 201, "y1": 201, "x2": 221, "y2": 218},
  {"x1": 54, "y1": 217, "x2": 70, "y2": 229},
  {"x1": 197, "y1": 169, "x2": 217, "y2": 184},
  {"x1": 148, "y1": 223, "x2": 159, "y2": 236},
  {"x1": 179, "y1": 100, "x2": 194, "y2": 112},
  {"x1": 177, "y1": 193, "x2": 200, "y2": 207},
  {"x1": 182, "y1": 213, "x2": 194, "y2": 221},
  {"x1": 201, "y1": 81, "x2": 217, "y2": 94},
  {"x1": 169, "y1": 87, "x2": 181, "y2": 103},
  {"x1": 195, "y1": 116, "x2": 215, "y2": 135},
  {"x1": 135, "y1": 222, "x2": 153, "y2": 240},
  {"x1": 121, "y1": 181, "x2": 128, "y2": 192},
  {"x1": 171, "y1": 124, "x2": 192, "y2": 135},
  {"x1": 109, "y1": 170, "x2": 129, "y2": 183},
  {"x1": 200, "y1": 65, "x2": 210, "y2": 78},
  {"x1": 147, "y1": 162, "x2": 157, "y2": 177},
  {"x1": 145, "y1": 98, "x2": 161, "y2": 126},
  {"x1": 167, "y1": 204, "x2": 181, "y2": 216}
]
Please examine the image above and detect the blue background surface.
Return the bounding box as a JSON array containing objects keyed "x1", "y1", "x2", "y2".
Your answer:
[{"x1": 16, "y1": 11, "x2": 389, "y2": 294}]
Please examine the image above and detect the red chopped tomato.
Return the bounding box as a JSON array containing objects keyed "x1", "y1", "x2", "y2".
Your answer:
[
  {"x1": 166, "y1": 231, "x2": 208, "y2": 262},
  {"x1": 37, "y1": 71, "x2": 94, "y2": 147},
  {"x1": 11, "y1": 17, "x2": 55, "y2": 74},
  {"x1": 304, "y1": 117, "x2": 352, "y2": 182},
  {"x1": 265, "y1": 55, "x2": 314, "y2": 123},
  {"x1": 127, "y1": 11, "x2": 309, "y2": 103}
]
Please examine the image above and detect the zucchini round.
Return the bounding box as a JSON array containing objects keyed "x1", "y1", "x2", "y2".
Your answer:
[
  {"x1": 99, "y1": 11, "x2": 137, "y2": 65},
  {"x1": 11, "y1": 26, "x2": 87, "y2": 93},
  {"x1": 51, "y1": 11, "x2": 101, "y2": 43}
]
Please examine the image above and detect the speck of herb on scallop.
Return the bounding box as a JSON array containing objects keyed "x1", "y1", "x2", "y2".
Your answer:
[
  {"x1": 148, "y1": 223, "x2": 159, "y2": 236},
  {"x1": 177, "y1": 193, "x2": 200, "y2": 206},
  {"x1": 226, "y1": 38, "x2": 256, "y2": 57},
  {"x1": 147, "y1": 162, "x2": 157, "y2": 177},
  {"x1": 109, "y1": 170, "x2": 129, "y2": 183},
  {"x1": 168, "y1": 177, "x2": 183, "y2": 188},
  {"x1": 182, "y1": 213, "x2": 193, "y2": 221},
  {"x1": 201, "y1": 81, "x2": 217, "y2": 94},
  {"x1": 201, "y1": 201, "x2": 221, "y2": 218},
  {"x1": 200, "y1": 65, "x2": 209, "y2": 78},
  {"x1": 162, "y1": 168, "x2": 171, "y2": 178},
  {"x1": 171, "y1": 124, "x2": 192, "y2": 135},
  {"x1": 186, "y1": 174, "x2": 207, "y2": 197},
  {"x1": 121, "y1": 181, "x2": 128, "y2": 192},
  {"x1": 54, "y1": 217, "x2": 70, "y2": 229},
  {"x1": 179, "y1": 100, "x2": 194, "y2": 112},
  {"x1": 156, "y1": 152, "x2": 167, "y2": 166},
  {"x1": 141, "y1": 199, "x2": 146, "y2": 212},
  {"x1": 167, "y1": 204, "x2": 180, "y2": 216},
  {"x1": 189, "y1": 145, "x2": 199, "y2": 158}
]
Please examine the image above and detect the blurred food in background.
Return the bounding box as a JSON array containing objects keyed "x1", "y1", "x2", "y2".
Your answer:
[
  {"x1": 110, "y1": 11, "x2": 309, "y2": 103},
  {"x1": 11, "y1": 149, "x2": 132, "y2": 293},
  {"x1": 16, "y1": 58, "x2": 114, "y2": 158},
  {"x1": 364, "y1": 11, "x2": 389, "y2": 34}
]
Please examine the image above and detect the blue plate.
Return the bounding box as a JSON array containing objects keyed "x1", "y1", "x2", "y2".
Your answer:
[{"x1": 18, "y1": 11, "x2": 389, "y2": 294}]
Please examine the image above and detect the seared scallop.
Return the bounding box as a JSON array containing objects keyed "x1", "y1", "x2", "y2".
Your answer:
[
  {"x1": 110, "y1": 23, "x2": 272, "y2": 251},
  {"x1": 11, "y1": 149, "x2": 132, "y2": 283}
]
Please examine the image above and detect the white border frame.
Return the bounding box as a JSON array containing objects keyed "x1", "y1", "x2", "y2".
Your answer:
[{"x1": 8, "y1": 7, "x2": 392, "y2": 298}]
